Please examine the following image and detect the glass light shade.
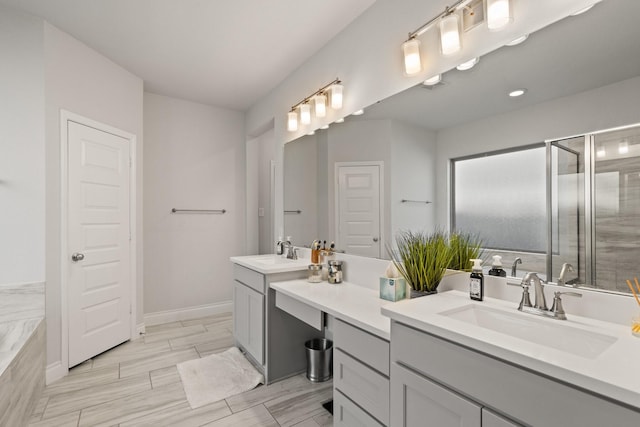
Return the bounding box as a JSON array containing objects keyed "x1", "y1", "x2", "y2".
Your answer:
[
  {"x1": 314, "y1": 94, "x2": 327, "y2": 118},
  {"x1": 487, "y1": 0, "x2": 512, "y2": 31},
  {"x1": 402, "y1": 38, "x2": 422, "y2": 75},
  {"x1": 619, "y1": 141, "x2": 629, "y2": 154},
  {"x1": 299, "y1": 103, "x2": 311, "y2": 125},
  {"x1": 439, "y1": 13, "x2": 461, "y2": 56},
  {"x1": 596, "y1": 146, "x2": 606, "y2": 158},
  {"x1": 506, "y1": 34, "x2": 528, "y2": 46},
  {"x1": 287, "y1": 111, "x2": 298, "y2": 132},
  {"x1": 331, "y1": 84, "x2": 343, "y2": 109},
  {"x1": 423, "y1": 74, "x2": 442, "y2": 86}
]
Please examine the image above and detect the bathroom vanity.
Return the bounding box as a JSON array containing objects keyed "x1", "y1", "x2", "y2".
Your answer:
[{"x1": 230, "y1": 255, "x2": 324, "y2": 384}]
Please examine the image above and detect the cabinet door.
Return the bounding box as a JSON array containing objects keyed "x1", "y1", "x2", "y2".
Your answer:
[
  {"x1": 334, "y1": 390, "x2": 384, "y2": 427},
  {"x1": 482, "y1": 409, "x2": 522, "y2": 427},
  {"x1": 233, "y1": 281, "x2": 264, "y2": 364},
  {"x1": 390, "y1": 363, "x2": 481, "y2": 427}
]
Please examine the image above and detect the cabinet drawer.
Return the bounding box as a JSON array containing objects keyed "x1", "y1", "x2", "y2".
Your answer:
[
  {"x1": 334, "y1": 318, "x2": 389, "y2": 375},
  {"x1": 234, "y1": 264, "x2": 264, "y2": 293},
  {"x1": 334, "y1": 390, "x2": 384, "y2": 427},
  {"x1": 334, "y1": 348, "x2": 389, "y2": 425},
  {"x1": 391, "y1": 322, "x2": 640, "y2": 427}
]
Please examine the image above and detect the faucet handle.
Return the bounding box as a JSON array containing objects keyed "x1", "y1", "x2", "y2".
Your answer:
[
  {"x1": 507, "y1": 280, "x2": 532, "y2": 309},
  {"x1": 550, "y1": 291, "x2": 582, "y2": 320}
]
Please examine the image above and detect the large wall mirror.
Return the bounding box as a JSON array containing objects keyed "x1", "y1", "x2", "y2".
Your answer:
[{"x1": 283, "y1": 0, "x2": 640, "y2": 294}]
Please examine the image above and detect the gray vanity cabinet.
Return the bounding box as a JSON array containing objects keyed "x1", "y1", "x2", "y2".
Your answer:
[
  {"x1": 390, "y1": 321, "x2": 640, "y2": 427},
  {"x1": 333, "y1": 318, "x2": 390, "y2": 426},
  {"x1": 233, "y1": 279, "x2": 264, "y2": 364},
  {"x1": 232, "y1": 263, "x2": 322, "y2": 384}
]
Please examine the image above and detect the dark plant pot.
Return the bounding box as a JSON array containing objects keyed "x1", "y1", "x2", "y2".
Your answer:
[{"x1": 410, "y1": 288, "x2": 438, "y2": 298}]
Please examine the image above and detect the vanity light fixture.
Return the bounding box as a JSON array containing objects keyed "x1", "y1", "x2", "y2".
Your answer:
[
  {"x1": 619, "y1": 140, "x2": 629, "y2": 154},
  {"x1": 506, "y1": 34, "x2": 528, "y2": 46},
  {"x1": 596, "y1": 145, "x2": 606, "y2": 158},
  {"x1": 287, "y1": 78, "x2": 342, "y2": 132},
  {"x1": 287, "y1": 111, "x2": 298, "y2": 132},
  {"x1": 456, "y1": 57, "x2": 479, "y2": 71},
  {"x1": 440, "y1": 8, "x2": 462, "y2": 56},
  {"x1": 486, "y1": 0, "x2": 512, "y2": 31},
  {"x1": 330, "y1": 84, "x2": 343, "y2": 109},
  {"x1": 299, "y1": 103, "x2": 311, "y2": 125},
  {"x1": 352, "y1": 109, "x2": 364, "y2": 116},
  {"x1": 314, "y1": 93, "x2": 327, "y2": 118},
  {"x1": 423, "y1": 74, "x2": 442, "y2": 86},
  {"x1": 508, "y1": 88, "x2": 526, "y2": 97},
  {"x1": 401, "y1": 1, "x2": 515, "y2": 78},
  {"x1": 402, "y1": 37, "x2": 422, "y2": 75}
]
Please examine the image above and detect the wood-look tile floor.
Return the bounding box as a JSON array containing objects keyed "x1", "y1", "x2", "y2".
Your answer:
[{"x1": 29, "y1": 313, "x2": 333, "y2": 427}]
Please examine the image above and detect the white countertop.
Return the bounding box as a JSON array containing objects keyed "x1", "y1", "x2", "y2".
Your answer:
[
  {"x1": 230, "y1": 254, "x2": 309, "y2": 275},
  {"x1": 270, "y1": 279, "x2": 393, "y2": 340},
  {"x1": 382, "y1": 290, "x2": 640, "y2": 409}
]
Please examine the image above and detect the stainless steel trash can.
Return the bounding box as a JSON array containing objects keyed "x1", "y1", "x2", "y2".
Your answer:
[{"x1": 305, "y1": 338, "x2": 333, "y2": 382}]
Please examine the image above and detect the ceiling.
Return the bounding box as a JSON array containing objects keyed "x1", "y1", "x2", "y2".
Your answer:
[
  {"x1": 361, "y1": 0, "x2": 640, "y2": 131},
  {"x1": 0, "y1": 0, "x2": 376, "y2": 111}
]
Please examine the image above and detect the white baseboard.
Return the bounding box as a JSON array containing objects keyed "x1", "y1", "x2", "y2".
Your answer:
[
  {"x1": 144, "y1": 301, "x2": 232, "y2": 327},
  {"x1": 46, "y1": 361, "x2": 68, "y2": 385}
]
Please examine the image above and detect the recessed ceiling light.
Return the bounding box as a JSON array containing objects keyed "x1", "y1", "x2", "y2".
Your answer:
[
  {"x1": 423, "y1": 74, "x2": 442, "y2": 86},
  {"x1": 571, "y1": 4, "x2": 596, "y2": 16},
  {"x1": 508, "y1": 88, "x2": 527, "y2": 97},
  {"x1": 352, "y1": 109, "x2": 364, "y2": 116},
  {"x1": 320, "y1": 124, "x2": 329, "y2": 130},
  {"x1": 335, "y1": 118, "x2": 345, "y2": 123},
  {"x1": 456, "y1": 57, "x2": 479, "y2": 71},
  {"x1": 506, "y1": 34, "x2": 528, "y2": 46}
]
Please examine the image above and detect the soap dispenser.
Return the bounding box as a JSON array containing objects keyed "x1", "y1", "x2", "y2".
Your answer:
[
  {"x1": 470, "y1": 259, "x2": 484, "y2": 301},
  {"x1": 488, "y1": 255, "x2": 507, "y2": 277}
]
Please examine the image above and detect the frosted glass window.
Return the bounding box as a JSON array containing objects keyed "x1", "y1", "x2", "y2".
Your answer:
[{"x1": 453, "y1": 146, "x2": 546, "y2": 252}]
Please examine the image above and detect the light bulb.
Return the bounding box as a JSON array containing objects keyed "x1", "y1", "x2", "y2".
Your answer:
[
  {"x1": 314, "y1": 94, "x2": 327, "y2": 118},
  {"x1": 440, "y1": 12, "x2": 461, "y2": 56},
  {"x1": 487, "y1": 0, "x2": 512, "y2": 31},
  {"x1": 287, "y1": 111, "x2": 298, "y2": 132},
  {"x1": 331, "y1": 84, "x2": 343, "y2": 109},
  {"x1": 299, "y1": 103, "x2": 311, "y2": 125}
]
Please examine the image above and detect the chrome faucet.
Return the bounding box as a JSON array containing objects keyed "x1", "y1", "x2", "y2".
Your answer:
[
  {"x1": 521, "y1": 272, "x2": 547, "y2": 310},
  {"x1": 511, "y1": 257, "x2": 522, "y2": 277},
  {"x1": 508, "y1": 271, "x2": 582, "y2": 320},
  {"x1": 558, "y1": 262, "x2": 576, "y2": 286},
  {"x1": 284, "y1": 237, "x2": 298, "y2": 260}
]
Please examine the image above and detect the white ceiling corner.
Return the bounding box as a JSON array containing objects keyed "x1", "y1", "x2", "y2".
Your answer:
[{"x1": 0, "y1": 0, "x2": 376, "y2": 111}]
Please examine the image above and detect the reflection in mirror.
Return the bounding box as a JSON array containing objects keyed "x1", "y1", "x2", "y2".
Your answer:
[{"x1": 283, "y1": 0, "x2": 640, "y2": 294}]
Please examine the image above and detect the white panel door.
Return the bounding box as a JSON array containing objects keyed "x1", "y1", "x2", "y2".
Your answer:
[
  {"x1": 337, "y1": 164, "x2": 381, "y2": 257},
  {"x1": 68, "y1": 121, "x2": 131, "y2": 367}
]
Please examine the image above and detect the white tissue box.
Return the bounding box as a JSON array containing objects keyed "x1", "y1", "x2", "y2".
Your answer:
[{"x1": 379, "y1": 277, "x2": 406, "y2": 301}]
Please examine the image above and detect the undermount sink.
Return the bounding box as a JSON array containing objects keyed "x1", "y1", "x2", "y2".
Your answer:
[{"x1": 439, "y1": 304, "x2": 617, "y2": 359}]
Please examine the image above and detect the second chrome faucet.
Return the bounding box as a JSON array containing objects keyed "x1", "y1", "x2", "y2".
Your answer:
[{"x1": 509, "y1": 272, "x2": 582, "y2": 320}]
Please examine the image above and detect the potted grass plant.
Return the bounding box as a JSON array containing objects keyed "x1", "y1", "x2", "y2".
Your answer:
[{"x1": 389, "y1": 230, "x2": 454, "y2": 297}]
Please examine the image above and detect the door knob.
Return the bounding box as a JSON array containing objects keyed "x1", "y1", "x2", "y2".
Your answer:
[
  {"x1": 373, "y1": 237, "x2": 379, "y2": 242},
  {"x1": 71, "y1": 252, "x2": 85, "y2": 262}
]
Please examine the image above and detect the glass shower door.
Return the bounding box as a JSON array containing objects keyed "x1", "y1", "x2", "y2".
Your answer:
[
  {"x1": 549, "y1": 137, "x2": 584, "y2": 285},
  {"x1": 592, "y1": 125, "x2": 640, "y2": 292}
]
